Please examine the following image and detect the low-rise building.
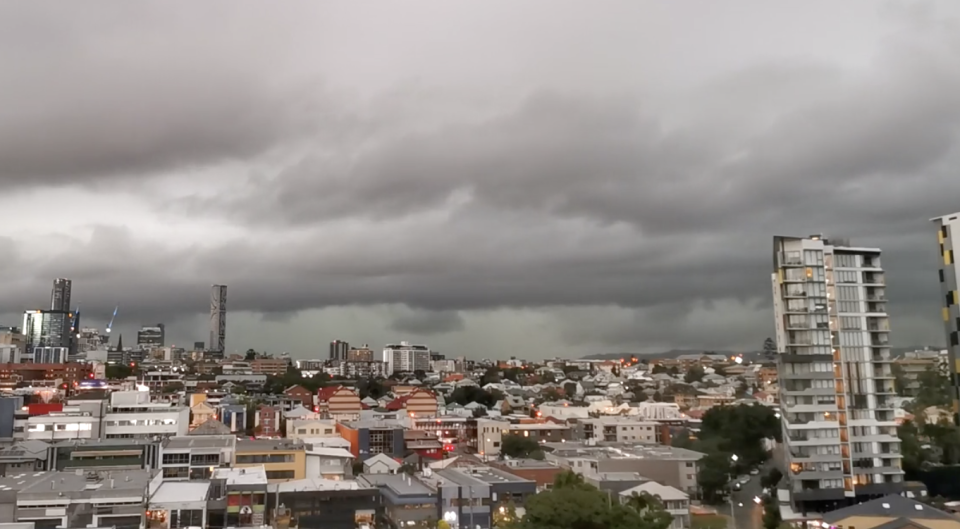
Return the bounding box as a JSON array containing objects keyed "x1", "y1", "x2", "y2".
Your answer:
[
  {"x1": 147, "y1": 480, "x2": 211, "y2": 528},
  {"x1": 287, "y1": 418, "x2": 338, "y2": 441},
  {"x1": 303, "y1": 443, "x2": 355, "y2": 480},
  {"x1": 0, "y1": 469, "x2": 152, "y2": 528},
  {"x1": 213, "y1": 466, "x2": 270, "y2": 527},
  {"x1": 359, "y1": 473, "x2": 438, "y2": 528},
  {"x1": 337, "y1": 420, "x2": 406, "y2": 461},
  {"x1": 283, "y1": 385, "x2": 314, "y2": 407},
  {"x1": 489, "y1": 459, "x2": 564, "y2": 492},
  {"x1": 544, "y1": 442, "x2": 704, "y2": 494},
  {"x1": 576, "y1": 417, "x2": 661, "y2": 444},
  {"x1": 386, "y1": 388, "x2": 439, "y2": 418},
  {"x1": 104, "y1": 390, "x2": 190, "y2": 439},
  {"x1": 160, "y1": 435, "x2": 236, "y2": 480},
  {"x1": 47, "y1": 438, "x2": 160, "y2": 472},
  {"x1": 269, "y1": 478, "x2": 380, "y2": 529},
  {"x1": 234, "y1": 439, "x2": 306, "y2": 482},
  {"x1": 476, "y1": 419, "x2": 571, "y2": 458}
]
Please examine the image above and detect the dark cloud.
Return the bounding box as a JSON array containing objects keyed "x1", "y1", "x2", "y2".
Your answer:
[
  {"x1": 1, "y1": 3, "x2": 959, "y2": 356},
  {"x1": 390, "y1": 310, "x2": 465, "y2": 336}
]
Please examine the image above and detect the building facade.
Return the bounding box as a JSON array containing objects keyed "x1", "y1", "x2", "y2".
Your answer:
[
  {"x1": 772, "y1": 235, "x2": 903, "y2": 512},
  {"x1": 22, "y1": 310, "x2": 72, "y2": 360},
  {"x1": 210, "y1": 284, "x2": 227, "y2": 354},
  {"x1": 137, "y1": 325, "x2": 165, "y2": 350},
  {"x1": 931, "y1": 212, "x2": 960, "y2": 424},
  {"x1": 330, "y1": 340, "x2": 349, "y2": 361}
]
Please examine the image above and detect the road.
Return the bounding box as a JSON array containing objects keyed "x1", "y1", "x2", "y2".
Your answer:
[{"x1": 722, "y1": 473, "x2": 764, "y2": 529}]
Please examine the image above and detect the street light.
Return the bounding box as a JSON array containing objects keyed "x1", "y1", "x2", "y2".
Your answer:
[
  {"x1": 754, "y1": 496, "x2": 762, "y2": 504},
  {"x1": 729, "y1": 454, "x2": 740, "y2": 529}
]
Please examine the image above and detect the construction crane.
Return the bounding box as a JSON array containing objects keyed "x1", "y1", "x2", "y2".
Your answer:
[
  {"x1": 105, "y1": 306, "x2": 119, "y2": 334},
  {"x1": 71, "y1": 305, "x2": 81, "y2": 337}
]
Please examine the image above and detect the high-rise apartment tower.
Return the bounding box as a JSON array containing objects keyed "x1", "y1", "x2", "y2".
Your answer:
[
  {"x1": 930, "y1": 212, "x2": 960, "y2": 424},
  {"x1": 771, "y1": 235, "x2": 903, "y2": 513},
  {"x1": 50, "y1": 278, "x2": 72, "y2": 312},
  {"x1": 329, "y1": 340, "x2": 349, "y2": 360},
  {"x1": 210, "y1": 285, "x2": 227, "y2": 353}
]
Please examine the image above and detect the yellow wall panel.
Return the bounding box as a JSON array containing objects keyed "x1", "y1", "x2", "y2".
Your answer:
[{"x1": 945, "y1": 307, "x2": 951, "y2": 321}]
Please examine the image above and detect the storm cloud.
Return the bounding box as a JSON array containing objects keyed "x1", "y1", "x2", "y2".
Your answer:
[{"x1": 1, "y1": 1, "x2": 959, "y2": 357}]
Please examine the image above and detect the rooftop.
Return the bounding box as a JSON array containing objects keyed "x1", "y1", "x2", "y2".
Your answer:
[
  {"x1": 0, "y1": 469, "x2": 153, "y2": 498},
  {"x1": 544, "y1": 442, "x2": 705, "y2": 461},
  {"x1": 823, "y1": 495, "x2": 956, "y2": 523},
  {"x1": 236, "y1": 439, "x2": 303, "y2": 452},
  {"x1": 272, "y1": 477, "x2": 372, "y2": 493},
  {"x1": 341, "y1": 419, "x2": 404, "y2": 430},
  {"x1": 212, "y1": 465, "x2": 268, "y2": 486},
  {"x1": 455, "y1": 466, "x2": 531, "y2": 484},
  {"x1": 150, "y1": 481, "x2": 211, "y2": 504},
  {"x1": 164, "y1": 435, "x2": 235, "y2": 450},
  {"x1": 359, "y1": 473, "x2": 434, "y2": 496}
]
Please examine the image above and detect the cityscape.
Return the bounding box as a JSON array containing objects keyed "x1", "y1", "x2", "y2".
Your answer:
[{"x1": 4, "y1": 3, "x2": 960, "y2": 529}]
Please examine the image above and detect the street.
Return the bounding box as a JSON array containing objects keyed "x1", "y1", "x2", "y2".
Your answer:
[{"x1": 720, "y1": 473, "x2": 764, "y2": 529}]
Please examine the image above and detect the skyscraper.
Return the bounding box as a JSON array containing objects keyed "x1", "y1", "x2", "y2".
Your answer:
[
  {"x1": 22, "y1": 309, "x2": 71, "y2": 361},
  {"x1": 930, "y1": 212, "x2": 960, "y2": 424},
  {"x1": 771, "y1": 235, "x2": 903, "y2": 513},
  {"x1": 50, "y1": 278, "x2": 72, "y2": 311},
  {"x1": 329, "y1": 340, "x2": 349, "y2": 360},
  {"x1": 210, "y1": 284, "x2": 227, "y2": 353},
  {"x1": 137, "y1": 324, "x2": 166, "y2": 350}
]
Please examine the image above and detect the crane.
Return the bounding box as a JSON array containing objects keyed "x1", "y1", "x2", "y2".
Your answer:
[
  {"x1": 105, "y1": 306, "x2": 119, "y2": 334},
  {"x1": 71, "y1": 305, "x2": 81, "y2": 336}
]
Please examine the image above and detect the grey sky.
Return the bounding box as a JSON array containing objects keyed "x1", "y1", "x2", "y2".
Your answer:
[{"x1": 1, "y1": 1, "x2": 959, "y2": 358}]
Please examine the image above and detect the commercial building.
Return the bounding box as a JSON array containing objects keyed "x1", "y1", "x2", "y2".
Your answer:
[
  {"x1": 0, "y1": 344, "x2": 20, "y2": 364},
  {"x1": 383, "y1": 342, "x2": 431, "y2": 375},
  {"x1": 490, "y1": 459, "x2": 564, "y2": 491},
  {"x1": 250, "y1": 357, "x2": 288, "y2": 376},
  {"x1": 476, "y1": 419, "x2": 572, "y2": 458},
  {"x1": 772, "y1": 235, "x2": 904, "y2": 512},
  {"x1": 50, "y1": 278, "x2": 72, "y2": 312},
  {"x1": 0, "y1": 362, "x2": 91, "y2": 386},
  {"x1": 46, "y1": 438, "x2": 161, "y2": 472},
  {"x1": 358, "y1": 473, "x2": 438, "y2": 528},
  {"x1": 930, "y1": 212, "x2": 960, "y2": 423},
  {"x1": 210, "y1": 284, "x2": 227, "y2": 354},
  {"x1": 543, "y1": 442, "x2": 704, "y2": 494},
  {"x1": 330, "y1": 340, "x2": 349, "y2": 361},
  {"x1": 0, "y1": 468, "x2": 151, "y2": 529},
  {"x1": 212, "y1": 466, "x2": 269, "y2": 527},
  {"x1": 233, "y1": 439, "x2": 306, "y2": 482},
  {"x1": 337, "y1": 420, "x2": 406, "y2": 461},
  {"x1": 423, "y1": 467, "x2": 537, "y2": 529},
  {"x1": 22, "y1": 309, "x2": 72, "y2": 360},
  {"x1": 160, "y1": 435, "x2": 236, "y2": 480},
  {"x1": 32, "y1": 346, "x2": 68, "y2": 364},
  {"x1": 270, "y1": 478, "x2": 380, "y2": 529},
  {"x1": 137, "y1": 324, "x2": 165, "y2": 350}
]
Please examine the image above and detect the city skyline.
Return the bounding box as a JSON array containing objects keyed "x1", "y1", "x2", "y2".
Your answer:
[{"x1": 2, "y1": 2, "x2": 960, "y2": 358}]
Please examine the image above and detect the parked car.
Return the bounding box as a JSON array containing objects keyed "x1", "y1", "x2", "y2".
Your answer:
[{"x1": 750, "y1": 468, "x2": 760, "y2": 475}]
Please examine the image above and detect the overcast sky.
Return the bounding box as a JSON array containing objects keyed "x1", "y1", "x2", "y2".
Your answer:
[{"x1": 2, "y1": 1, "x2": 959, "y2": 359}]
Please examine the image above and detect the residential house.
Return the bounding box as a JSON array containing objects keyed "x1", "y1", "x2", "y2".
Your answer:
[
  {"x1": 363, "y1": 452, "x2": 401, "y2": 474},
  {"x1": 256, "y1": 405, "x2": 281, "y2": 437},
  {"x1": 190, "y1": 400, "x2": 216, "y2": 429},
  {"x1": 284, "y1": 385, "x2": 314, "y2": 408},
  {"x1": 287, "y1": 418, "x2": 338, "y2": 441},
  {"x1": 234, "y1": 439, "x2": 306, "y2": 482},
  {"x1": 620, "y1": 482, "x2": 690, "y2": 529},
  {"x1": 316, "y1": 386, "x2": 362, "y2": 421},
  {"x1": 386, "y1": 388, "x2": 438, "y2": 418}
]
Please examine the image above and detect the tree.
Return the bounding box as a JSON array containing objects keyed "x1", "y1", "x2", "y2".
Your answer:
[
  {"x1": 481, "y1": 368, "x2": 502, "y2": 386},
  {"x1": 493, "y1": 500, "x2": 519, "y2": 528},
  {"x1": 762, "y1": 495, "x2": 782, "y2": 529},
  {"x1": 473, "y1": 407, "x2": 488, "y2": 418},
  {"x1": 697, "y1": 451, "x2": 733, "y2": 504},
  {"x1": 244, "y1": 348, "x2": 258, "y2": 361},
  {"x1": 760, "y1": 468, "x2": 782, "y2": 490},
  {"x1": 516, "y1": 474, "x2": 672, "y2": 529},
  {"x1": 105, "y1": 363, "x2": 133, "y2": 380},
  {"x1": 762, "y1": 337, "x2": 776, "y2": 358},
  {"x1": 651, "y1": 364, "x2": 667, "y2": 375},
  {"x1": 553, "y1": 470, "x2": 587, "y2": 489},
  {"x1": 437, "y1": 521, "x2": 451, "y2": 529},
  {"x1": 162, "y1": 382, "x2": 184, "y2": 393},
  {"x1": 356, "y1": 377, "x2": 386, "y2": 400},
  {"x1": 625, "y1": 492, "x2": 674, "y2": 529},
  {"x1": 449, "y1": 386, "x2": 497, "y2": 407},
  {"x1": 501, "y1": 435, "x2": 541, "y2": 459},
  {"x1": 912, "y1": 365, "x2": 952, "y2": 411},
  {"x1": 684, "y1": 366, "x2": 705, "y2": 384},
  {"x1": 563, "y1": 382, "x2": 578, "y2": 399},
  {"x1": 670, "y1": 428, "x2": 694, "y2": 449}
]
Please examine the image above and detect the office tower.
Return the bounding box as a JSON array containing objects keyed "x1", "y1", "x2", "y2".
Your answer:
[
  {"x1": 772, "y1": 235, "x2": 903, "y2": 513},
  {"x1": 22, "y1": 310, "x2": 72, "y2": 361},
  {"x1": 137, "y1": 324, "x2": 166, "y2": 350},
  {"x1": 50, "y1": 278, "x2": 72, "y2": 311},
  {"x1": 329, "y1": 340, "x2": 349, "y2": 360},
  {"x1": 210, "y1": 284, "x2": 227, "y2": 353},
  {"x1": 930, "y1": 212, "x2": 960, "y2": 424},
  {"x1": 347, "y1": 345, "x2": 375, "y2": 362}
]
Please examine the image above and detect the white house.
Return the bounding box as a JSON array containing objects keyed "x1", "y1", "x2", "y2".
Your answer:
[
  {"x1": 363, "y1": 453, "x2": 401, "y2": 474},
  {"x1": 619, "y1": 481, "x2": 690, "y2": 529}
]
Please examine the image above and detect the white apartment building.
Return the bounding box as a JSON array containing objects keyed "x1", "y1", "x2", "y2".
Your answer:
[
  {"x1": 26, "y1": 410, "x2": 98, "y2": 441},
  {"x1": 382, "y1": 341, "x2": 430, "y2": 375},
  {"x1": 930, "y1": 212, "x2": 960, "y2": 421},
  {"x1": 0, "y1": 344, "x2": 20, "y2": 364},
  {"x1": 103, "y1": 391, "x2": 189, "y2": 439},
  {"x1": 772, "y1": 235, "x2": 903, "y2": 511},
  {"x1": 578, "y1": 417, "x2": 660, "y2": 444}
]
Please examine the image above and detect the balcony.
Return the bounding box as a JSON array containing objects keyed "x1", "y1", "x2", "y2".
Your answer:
[
  {"x1": 784, "y1": 289, "x2": 808, "y2": 298},
  {"x1": 863, "y1": 274, "x2": 885, "y2": 285},
  {"x1": 781, "y1": 253, "x2": 804, "y2": 267}
]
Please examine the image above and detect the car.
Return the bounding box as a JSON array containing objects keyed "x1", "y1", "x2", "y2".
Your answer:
[
  {"x1": 750, "y1": 469, "x2": 760, "y2": 475},
  {"x1": 739, "y1": 476, "x2": 750, "y2": 484}
]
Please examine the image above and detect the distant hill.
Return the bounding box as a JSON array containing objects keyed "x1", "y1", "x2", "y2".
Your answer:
[{"x1": 581, "y1": 345, "x2": 941, "y2": 361}]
